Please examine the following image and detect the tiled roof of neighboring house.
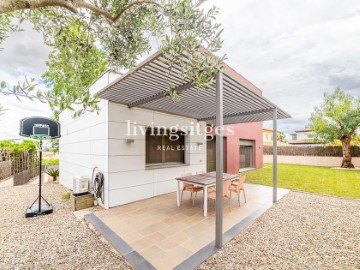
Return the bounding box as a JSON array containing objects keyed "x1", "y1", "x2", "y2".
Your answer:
[{"x1": 294, "y1": 128, "x2": 312, "y2": 133}]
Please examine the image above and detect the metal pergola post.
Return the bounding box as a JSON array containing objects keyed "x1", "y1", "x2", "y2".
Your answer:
[
  {"x1": 215, "y1": 72, "x2": 224, "y2": 248},
  {"x1": 273, "y1": 107, "x2": 278, "y2": 203}
]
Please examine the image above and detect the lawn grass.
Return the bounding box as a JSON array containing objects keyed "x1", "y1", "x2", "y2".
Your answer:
[{"x1": 244, "y1": 163, "x2": 360, "y2": 199}]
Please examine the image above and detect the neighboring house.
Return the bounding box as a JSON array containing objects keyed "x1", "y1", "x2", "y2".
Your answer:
[
  {"x1": 262, "y1": 128, "x2": 289, "y2": 146},
  {"x1": 263, "y1": 128, "x2": 274, "y2": 144},
  {"x1": 288, "y1": 127, "x2": 322, "y2": 146},
  {"x1": 59, "y1": 52, "x2": 281, "y2": 209}
]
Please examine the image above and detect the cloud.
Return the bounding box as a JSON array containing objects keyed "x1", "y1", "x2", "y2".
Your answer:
[
  {"x1": 206, "y1": 0, "x2": 360, "y2": 134},
  {"x1": 0, "y1": 21, "x2": 51, "y2": 139},
  {"x1": 0, "y1": 21, "x2": 52, "y2": 75},
  {"x1": 0, "y1": 94, "x2": 51, "y2": 140},
  {"x1": 1, "y1": 1, "x2": 360, "y2": 139}
]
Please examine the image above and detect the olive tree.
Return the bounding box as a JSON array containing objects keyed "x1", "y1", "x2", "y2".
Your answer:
[
  {"x1": 310, "y1": 88, "x2": 360, "y2": 168},
  {"x1": 0, "y1": 0, "x2": 224, "y2": 118}
]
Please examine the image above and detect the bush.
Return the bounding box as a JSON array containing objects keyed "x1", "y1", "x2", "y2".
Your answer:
[
  {"x1": 42, "y1": 158, "x2": 59, "y2": 165},
  {"x1": 46, "y1": 168, "x2": 59, "y2": 181},
  {"x1": 62, "y1": 191, "x2": 71, "y2": 200},
  {"x1": 0, "y1": 140, "x2": 38, "y2": 153}
]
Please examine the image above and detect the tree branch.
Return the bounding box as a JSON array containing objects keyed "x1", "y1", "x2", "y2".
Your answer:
[
  {"x1": 0, "y1": 0, "x2": 162, "y2": 23},
  {"x1": 0, "y1": 0, "x2": 78, "y2": 14},
  {"x1": 75, "y1": 0, "x2": 162, "y2": 22},
  {"x1": 112, "y1": 1, "x2": 161, "y2": 22}
]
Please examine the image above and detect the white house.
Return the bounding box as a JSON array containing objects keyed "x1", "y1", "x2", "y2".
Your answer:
[
  {"x1": 59, "y1": 52, "x2": 290, "y2": 209},
  {"x1": 59, "y1": 72, "x2": 207, "y2": 209}
]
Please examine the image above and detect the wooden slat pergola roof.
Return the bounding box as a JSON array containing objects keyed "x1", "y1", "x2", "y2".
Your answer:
[{"x1": 98, "y1": 51, "x2": 291, "y2": 124}]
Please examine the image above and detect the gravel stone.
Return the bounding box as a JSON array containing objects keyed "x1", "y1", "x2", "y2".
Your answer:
[
  {"x1": 198, "y1": 192, "x2": 360, "y2": 270},
  {"x1": 0, "y1": 183, "x2": 132, "y2": 270}
]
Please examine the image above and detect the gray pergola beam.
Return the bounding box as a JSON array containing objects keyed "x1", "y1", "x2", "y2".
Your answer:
[
  {"x1": 215, "y1": 72, "x2": 224, "y2": 249},
  {"x1": 273, "y1": 107, "x2": 278, "y2": 203},
  {"x1": 198, "y1": 108, "x2": 274, "y2": 121},
  {"x1": 127, "y1": 81, "x2": 193, "y2": 108}
]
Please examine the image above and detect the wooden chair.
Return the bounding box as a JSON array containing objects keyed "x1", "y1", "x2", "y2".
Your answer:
[
  {"x1": 229, "y1": 175, "x2": 246, "y2": 206},
  {"x1": 207, "y1": 180, "x2": 233, "y2": 211},
  {"x1": 181, "y1": 173, "x2": 203, "y2": 206}
]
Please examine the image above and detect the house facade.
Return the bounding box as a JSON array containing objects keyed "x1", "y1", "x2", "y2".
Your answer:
[
  {"x1": 263, "y1": 128, "x2": 274, "y2": 145},
  {"x1": 262, "y1": 128, "x2": 289, "y2": 146},
  {"x1": 59, "y1": 61, "x2": 265, "y2": 209},
  {"x1": 288, "y1": 127, "x2": 321, "y2": 146}
]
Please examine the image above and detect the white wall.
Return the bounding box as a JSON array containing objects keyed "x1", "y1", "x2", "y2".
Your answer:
[
  {"x1": 59, "y1": 100, "x2": 110, "y2": 207},
  {"x1": 59, "y1": 72, "x2": 119, "y2": 208},
  {"x1": 107, "y1": 102, "x2": 207, "y2": 207},
  {"x1": 264, "y1": 155, "x2": 360, "y2": 167},
  {"x1": 59, "y1": 94, "x2": 207, "y2": 208}
]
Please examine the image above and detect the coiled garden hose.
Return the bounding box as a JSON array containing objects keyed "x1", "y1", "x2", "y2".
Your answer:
[{"x1": 92, "y1": 167, "x2": 104, "y2": 204}]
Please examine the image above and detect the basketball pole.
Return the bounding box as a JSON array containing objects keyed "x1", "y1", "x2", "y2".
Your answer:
[
  {"x1": 21, "y1": 117, "x2": 59, "y2": 218},
  {"x1": 26, "y1": 137, "x2": 52, "y2": 217},
  {"x1": 38, "y1": 139, "x2": 42, "y2": 213}
]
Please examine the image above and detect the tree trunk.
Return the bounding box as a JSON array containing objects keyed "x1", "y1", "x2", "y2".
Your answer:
[{"x1": 341, "y1": 137, "x2": 355, "y2": 168}]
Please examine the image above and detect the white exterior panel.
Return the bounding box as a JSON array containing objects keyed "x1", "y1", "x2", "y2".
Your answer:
[{"x1": 59, "y1": 98, "x2": 206, "y2": 208}]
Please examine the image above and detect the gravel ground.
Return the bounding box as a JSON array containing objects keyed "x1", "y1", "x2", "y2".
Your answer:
[
  {"x1": 198, "y1": 191, "x2": 360, "y2": 270},
  {"x1": 0, "y1": 183, "x2": 132, "y2": 270},
  {"x1": 0, "y1": 176, "x2": 13, "y2": 187},
  {"x1": 2, "y1": 185, "x2": 359, "y2": 270}
]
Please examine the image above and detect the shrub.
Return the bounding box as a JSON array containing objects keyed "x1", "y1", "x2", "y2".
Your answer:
[
  {"x1": 0, "y1": 140, "x2": 38, "y2": 153},
  {"x1": 42, "y1": 158, "x2": 59, "y2": 165},
  {"x1": 62, "y1": 191, "x2": 71, "y2": 200},
  {"x1": 46, "y1": 168, "x2": 59, "y2": 181}
]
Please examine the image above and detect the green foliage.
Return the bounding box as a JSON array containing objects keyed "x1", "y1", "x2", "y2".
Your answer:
[
  {"x1": 62, "y1": 191, "x2": 71, "y2": 200},
  {"x1": 245, "y1": 164, "x2": 360, "y2": 199},
  {"x1": 309, "y1": 88, "x2": 360, "y2": 143},
  {"x1": 49, "y1": 139, "x2": 59, "y2": 153},
  {"x1": 46, "y1": 168, "x2": 59, "y2": 179},
  {"x1": 277, "y1": 131, "x2": 287, "y2": 143},
  {"x1": 42, "y1": 158, "x2": 59, "y2": 165},
  {"x1": 0, "y1": 13, "x2": 20, "y2": 49},
  {"x1": 0, "y1": 0, "x2": 224, "y2": 119},
  {"x1": 0, "y1": 140, "x2": 38, "y2": 153},
  {"x1": 41, "y1": 18, "x2": 107, "y2": 119}
]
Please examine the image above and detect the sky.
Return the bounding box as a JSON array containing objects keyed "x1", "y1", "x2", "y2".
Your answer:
[{"x1": 1, "y1": 0, "x2": 360, "y2": 140}]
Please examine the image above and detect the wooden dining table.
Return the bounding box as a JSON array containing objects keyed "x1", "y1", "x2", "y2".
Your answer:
[{"x1": 175, "y1": 172, "x2": 239, "y2": 216}]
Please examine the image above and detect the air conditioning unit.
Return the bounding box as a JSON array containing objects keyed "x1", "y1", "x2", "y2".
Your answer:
[{"x1": 73, "y1": 176, "x2": 89, "y2": 195}]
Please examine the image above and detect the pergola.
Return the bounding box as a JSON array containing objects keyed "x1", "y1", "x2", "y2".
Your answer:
[{"x1": 98, "y1": 51, "x2": 291, "y2": 248}]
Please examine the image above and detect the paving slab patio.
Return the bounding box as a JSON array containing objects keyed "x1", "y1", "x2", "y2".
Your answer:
[{"x1": 93, "y1": 183, "x2": 289, "y2": 270}]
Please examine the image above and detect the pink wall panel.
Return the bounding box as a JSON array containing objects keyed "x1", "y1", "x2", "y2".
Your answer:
[{"x1": 223, "y1": 122, "x2": 263, "y2": 173}]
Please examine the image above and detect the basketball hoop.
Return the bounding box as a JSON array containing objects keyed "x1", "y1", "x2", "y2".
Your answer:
[{"x1": 19, "y1": 117, "x2": 61, "y2": 218}]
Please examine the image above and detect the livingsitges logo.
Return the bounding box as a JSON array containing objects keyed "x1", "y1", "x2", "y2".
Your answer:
[{"x1": 126, "y1": 120, "x2": 234, "y2": 141}]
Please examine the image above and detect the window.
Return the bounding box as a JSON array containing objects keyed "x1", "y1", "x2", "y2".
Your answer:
[
  {"x1": 239, "y1": 140, "x2": 254, "y2": 169},
  {"x1": 146, "y1": 128, "x2": 185, "y2": 165}
]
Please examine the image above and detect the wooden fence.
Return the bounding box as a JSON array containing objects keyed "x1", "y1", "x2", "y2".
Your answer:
[
  {"x1": 0, "y1": 149, "x2": 12, "y2": 180},
  {"x1": 0, "y1": 148, "x2": 39, "y2": 184},
  {"x1": 0, "y1": 160, "x2": 12, "y2": 180},
  {"x1": 263, "y1": 146, "x2": 360, "y2": 157},
  {"x1": 13, "y1": 168, "x2": 39, "y2": 186}
]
